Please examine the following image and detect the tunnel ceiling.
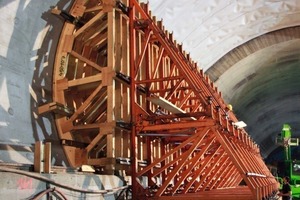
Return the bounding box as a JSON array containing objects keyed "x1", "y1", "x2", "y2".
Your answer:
[
  {"x1": 209, "y1": 27, "x2": 300, "y2": 157},
  {"x1": 144, "y1": 0, "x2": 300, "y2": 158}
]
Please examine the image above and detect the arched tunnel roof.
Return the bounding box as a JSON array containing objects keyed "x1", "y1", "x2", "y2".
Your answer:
[
  {"x1": 209, "y1": 26, "x2": 300, "y2": 158},
  {"x1": 142, "y1": 0, "x2": 300, "y2": 158}
]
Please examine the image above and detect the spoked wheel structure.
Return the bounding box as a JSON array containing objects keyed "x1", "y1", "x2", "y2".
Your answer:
[
  {"x1": 38, "y1": 0, "x2": 279, "y2": 199},
  {"x1": 43, "y1": 0, "x2": 132, "y2": 170}
]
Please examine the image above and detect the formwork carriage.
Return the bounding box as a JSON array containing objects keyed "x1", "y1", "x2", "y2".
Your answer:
[{"x1": 37, "y1": 0, "x2": 279, "y2": 199}]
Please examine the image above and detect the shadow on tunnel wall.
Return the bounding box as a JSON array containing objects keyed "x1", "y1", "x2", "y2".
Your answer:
[
  {"x1": 0, "y1": 3, "x2": 127, "y2": 197},
  {"x1": 31, "y1": 0, "x2": 73, "y2": 167},
  {"x1": 0, "y1": 0, "x2": 75, "y2": 166}
]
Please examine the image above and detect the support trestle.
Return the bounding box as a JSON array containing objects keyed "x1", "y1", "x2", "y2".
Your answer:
[{"x1": 39, "y1": 0, "x2": 279, "y2": 199}]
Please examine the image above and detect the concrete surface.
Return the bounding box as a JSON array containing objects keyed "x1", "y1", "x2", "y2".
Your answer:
[
  {"x1": 0, "y1": 0, "x2": 71, "y2": 165},
  {"x1": 0, "y1": 170, "x2": 125, "y2": 199}
]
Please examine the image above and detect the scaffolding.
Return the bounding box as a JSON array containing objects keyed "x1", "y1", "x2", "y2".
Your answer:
[{"x1": 39, "y1": 0, "x2": 279, "y2": 199}]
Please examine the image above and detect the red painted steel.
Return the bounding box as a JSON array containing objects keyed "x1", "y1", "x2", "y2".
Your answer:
[
  {"x1": 129, "y1": 0, "x2": 278, "y2": 199},
  {"x1": 48, "y1": 0, "x2": 279, "y2": 199}
]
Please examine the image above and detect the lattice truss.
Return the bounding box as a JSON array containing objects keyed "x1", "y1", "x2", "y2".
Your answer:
[{"x1": 37, "y1": 0, "x2": 279, "y2": 199}]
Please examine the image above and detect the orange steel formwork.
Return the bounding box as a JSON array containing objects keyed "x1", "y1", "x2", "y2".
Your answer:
[{"x1": 38, "y1": 0, "x2": 279, "y2": 199}]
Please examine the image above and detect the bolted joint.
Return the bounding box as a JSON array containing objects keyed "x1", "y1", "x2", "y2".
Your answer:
[
  {"x1": 134, "y1": 19, "x2": 150, "y2": 30},
  {"x1": 116, "y1": 0, "x2": 129, "y2": 15}
]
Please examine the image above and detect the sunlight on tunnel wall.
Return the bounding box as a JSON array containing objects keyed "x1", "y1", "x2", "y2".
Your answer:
[
  {"x1": 0, "y1": 1, "x2": 18, "y2": 57},
  {"x1": 0, "y1": 77, "x2": 10, "y2": 112}
]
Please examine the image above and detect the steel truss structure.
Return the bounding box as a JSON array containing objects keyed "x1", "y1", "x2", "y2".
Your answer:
[{"x1": 38, "y1": 0, "x2": 279, "y2": 199}]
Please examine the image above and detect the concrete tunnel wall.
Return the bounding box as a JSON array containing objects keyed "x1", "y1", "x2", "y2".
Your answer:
[
  {"x1": 0, "y1": 0, "x2": 70, "y2": 166},
  {"x1": 0, "y1": 1, "x2": 126, "y2": 198}
]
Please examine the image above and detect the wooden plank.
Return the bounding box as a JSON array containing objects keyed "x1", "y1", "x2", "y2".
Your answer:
[
  {"x1": 62, "y1": 35, "x2": 74, "y2": 53},
  {"x1": 68, "y1": 83, "x2": 103, "y2": 122},
  {"x1": 115, "y1": 129, "x2": 123, "y2": 157},
  {"x1": 87, "y1": 157, "x2": 116, "y2": 166},
  {"x1": 65, "y1": 54, "x2": 78, "y2": 79},
  {"x1": 38, "y1": 102, "x2": 56, "y2": 114},
  {"x1": 82, "y1": 24, "x2": 101, "y2": 43},
  {"x1": 106, "y1": 10, "x2": 116, "y2": 159},
  {"x1": 102, "y1": 0, "x2": 116, "y2": 12},
  {"x1": 147, "y1": 96, "x2": 196, "y2": 120},
  {"x1": 70, "y1": 50, "x2": 103, "y2": 72},
  {"x1": 121, "y1": 10, "x2": 130, "y2": 120},
  {"x1": 114, "y1": 11, "x2": 123, "y2": 159},
  {"x1": 73, "y1": 11, "x2": 105, "y2": 38},
  {"x1": 70, "y1": 4, "x2": 86, "y2": 17},
  {"x1": 75, "y1": 148, "x2": 87, "y2": 166},
  {"x1": 123, "y1": 129, "x2": 130, "y2": 158},
  {"x1": 85, "y1": 5, "x2": 102, "y2": 13},
  {"x1": 88, "y1": 32, "x2": 108, "y2": 47},
  {"x1": 86, "y1": 131, "x2": 106, "y2": 153},
  {"x1": 44, "y1": 142, "x2": 51, "y2": 173},
  {"x1": 38, "y1": 102, "x2": 73, "y2": 116},
  {"x1": 115, "y1": 10, "x2": 122, "y2": 116},
  {"x1": 34, "y1": 141, "x2": 43, "y2": 173},
  {"x1": 68, "y1": 74, "x2": 102, "y2": 87}
]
